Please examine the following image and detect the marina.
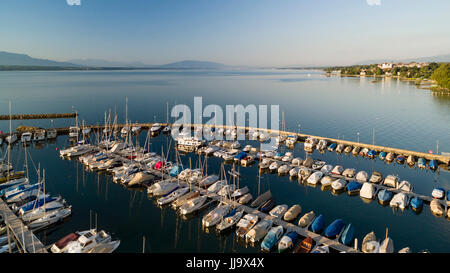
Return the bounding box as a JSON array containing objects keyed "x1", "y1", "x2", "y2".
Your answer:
[{"x1": 1, "y1": 69, "x2": 450, "y2": 253}]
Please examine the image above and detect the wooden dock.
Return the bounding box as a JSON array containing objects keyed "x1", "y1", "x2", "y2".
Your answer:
[{"x1": 0, "y1": 199, "x2": 48, "y2": 253}]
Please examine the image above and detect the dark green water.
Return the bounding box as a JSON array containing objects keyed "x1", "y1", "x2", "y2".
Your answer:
[{"x1": 0, "y1": 69, "x2": 449, "y2": 252}]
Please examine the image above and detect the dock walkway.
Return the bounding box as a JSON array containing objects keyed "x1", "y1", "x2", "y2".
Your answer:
[{"x1": 0, "y1": 199, "x2": 48, "y2": 253}]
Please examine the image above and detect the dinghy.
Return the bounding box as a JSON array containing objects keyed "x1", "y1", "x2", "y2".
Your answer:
[
  {"x1": 293, "y1": 236, "x2": 315, "y2": 253},
  {"x1": 379, "y1": 151, "x2": 387, "y2": 160},
  {"x1": 320, "y1": 165, "x2": 333, "y2": 175},
  {"x1": 328, "y1": 143, "x2": 337, "y2": 152},
  {"x1": 396, "y1": 155, "x2": 405, "y2": 164},
  {"x1": 331, "y1": 179, "x2": 347, "y2": 193},
  {"x1": 311, "y1": 160, "x2": 325, "y2": 170},
  {"x1": 320, "y1": 176, "x2": 334, "y2": 189},
  {"x1": 407, "y1": 155, "x2": 416, "y2": 166},
  {"x1": 336, "y1": 144, "x2": 345, "y2": 153},
  {"x1": 298, "y1": 167, "x2": 312, "y2": 181},
  {"x1": 344, "y1": 146, "x2": 353, "y2": 153},
  {"x1": 352, "y1": 146, "x2": 360, "y2": 155},
  {"x1": 368, "y1": 150, "x2": 377, "y2": 159},
  {"x1": 417, "y1": 158, "x2": 426, "y2": 169},
  {"x1": 385, "y1": 152, "x2": 395, "y2": 162}
]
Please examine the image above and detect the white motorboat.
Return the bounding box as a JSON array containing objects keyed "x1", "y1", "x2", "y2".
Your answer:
[
  {"x1": 157, "y1": 187, "x2": 189, "y2": 206},
  {"x1": 389, "y1": 192, "x2": 408, "y2": 210},
  {"x1": 150, "y1": 123, "x2": 162, "y2": 133},
  {"x1": 331, "y1": 179, "x2": 347, "y2": 192},
  {"x1": 360, "y1": 182, "x2": 375, "y2": 199},
  {"x1": 245, "y1": 219, "x2": 273, "y2": 243},
  {"x1": 236, "y1": 214, "x2": 259, "y2": 238},
  {"x1": 47, "y1": 128, "x2": 57, "y2": 139},
  {"x1": 68, "y1": 126, "x2": 79, "y2": 138},
  {"x1": 307, "y1": 171, "x2": 323, "y2": 185},
  {"x1": 304, "y1": 137, "x2": 318, "y2": 151},
  {"x1": 21, "y1": 132, "x2": 32, "y2": 143},
  {"x1": 291, "y1": 157, "x2": 303, "y2": 166},
  {"x1": 278, "y1": 165, "x2": 292, "y2": 176},
  {"x1": 355, "y1": 171, "x2": 369, "y2": 182},
  {"x1": 342, "y1": 168, "x2": 356, "y2": 178},
  {"x1": 269, "y1": 161, "x2": 279, "y2": 172},
  {"x1": 298, "y1": 167, "x2": 312, "y2": 181},
  {"x1": 316, "y1": 139, "x2": 327, "y2": 150},
  {"x1": 179, "y1": 195, "x2": 208, "y2": 215},
  {"x1": 336, "y1": 144, "x2": 345, "y2": 153},
  {"x1": 430, "y1": 199, "x2": 444, "y2": 216},
  {"x1": 63, "y1": 229, "x2": 117, "y2": 253},
  {"x1": 383, "y1": 175, "x2": 399, "y2": 188},
  {"x1": 397, "y1": 180, "x2": 413, "y2": 192},
  {"x1": 269, "y1": 204, "x2": 288, "y2": 218},
  {"x1": 320, "y1": 165, "x2": 333, "y2": 175},
  {"x1": 311, "y1": 160, "x2": 325, "y2": 170},
  {"x1": 202, "y1": 203, "x2": 231, "y2": 227},
  {"x1": 238, "y1": 193, "x2": 253, "y2": 205},
  {"x1": 283, "y1": 204, "x2": 302, "y2": 222},
  {"x1": 289, "y1": 167, "x2": 299, "y2": 177},
  {"x1": 320, "y1": 176, "x2": 334, "y2": 188}
]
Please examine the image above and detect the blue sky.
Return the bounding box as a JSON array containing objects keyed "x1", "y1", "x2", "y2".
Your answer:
[{"x1": 1, "y1": 0, "x2": 449, "y2": 66}]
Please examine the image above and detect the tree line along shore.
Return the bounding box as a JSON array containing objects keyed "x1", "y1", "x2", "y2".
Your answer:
[{"x1": 324, "y1": 62, "x2": 450, "y2": 92}]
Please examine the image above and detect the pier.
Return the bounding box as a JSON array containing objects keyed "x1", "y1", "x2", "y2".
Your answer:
[
  {"x1": 36, "y1": 122, "x2": 450, "y2": 166},
  {"x1": 0, "y1": 112, "x2": 77, "y2": 120},
  {"x1": 0, "y1": 199, "x2": 48, "y2": 253}
]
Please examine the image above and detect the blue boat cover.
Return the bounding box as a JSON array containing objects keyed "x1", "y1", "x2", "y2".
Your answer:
[
  {"x1": 311, "y1": 214, "x2": 324, "y2": 233},
  {"x1": 410, "y1": 197, "x2": 423, "y2": 209},
  {"x1": 347, "y1": 181, "x2": 362, "y2": 191},
  {"x1": 340, "y1": 223, "x2": 355, "y2": 245},
  {"x1": 378, "y1": 189, "x2": 393, "y2": 202},
  {"x1": 324, "y1": 219, "x2": 345, "y2": 238},
  {"x1": 368, "y1": 150, "x2": 377, "y2": 156},
  {"x1": 234, "y1": 152, "x2": 247, "y2": 160},
  {"x1": 169, "y1": 165, "x2": 179, "y2": 177},
  {"x1": 329, "y1": 143, "x2": 337, "y2": 149},
  {"x1": 21, "y1": 196, "x2": 57, "y2": 212}
]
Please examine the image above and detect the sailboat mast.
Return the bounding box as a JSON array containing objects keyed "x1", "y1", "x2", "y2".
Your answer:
[{"x1": 8, "y1": 101, "x2": 11, "y2": 178}]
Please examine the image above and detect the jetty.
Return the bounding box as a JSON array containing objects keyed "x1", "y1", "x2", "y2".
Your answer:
[
  {"x1": 0, "y1": 199, "x2": 48, "y2": 253},
  {"x1": 0, "y1": 112, "x2": 77, "y2": 120},
  {"x1": 46, "y1": 122, "x2": 450, "y2": 166}
]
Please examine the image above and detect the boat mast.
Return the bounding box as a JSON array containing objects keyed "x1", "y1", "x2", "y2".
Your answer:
[{"x1": 8, "y1": 101, "x2": 12, "y2": 178}]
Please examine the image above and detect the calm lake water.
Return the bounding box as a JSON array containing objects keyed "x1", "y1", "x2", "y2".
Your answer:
[{"x1": 0, "y1": 69, "x2": 449, "y2": 253}]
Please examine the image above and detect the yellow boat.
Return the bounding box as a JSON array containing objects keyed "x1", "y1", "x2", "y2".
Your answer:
[{"x1": 0, "y1": 171, "x2": 25, "y2": 184}]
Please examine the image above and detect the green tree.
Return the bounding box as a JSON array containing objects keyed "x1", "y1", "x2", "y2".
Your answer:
[{"x1": 431, "y1": 63, "x2": 450, "y2": 89}]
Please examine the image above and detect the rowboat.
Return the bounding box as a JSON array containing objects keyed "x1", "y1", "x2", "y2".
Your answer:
[{"x1": 293, "y1": 236, "x2": 315, "y2": 253}]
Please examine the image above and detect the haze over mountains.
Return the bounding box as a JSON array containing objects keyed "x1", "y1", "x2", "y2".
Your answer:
[{"x1": 0, "y1": 51, "x2": 449, "y2": 69}]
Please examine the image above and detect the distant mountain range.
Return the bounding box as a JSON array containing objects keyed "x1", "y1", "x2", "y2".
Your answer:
[
  {"x1": 0, "y1": 51, "x2": 80, "y2": 67},
  {"x1": 356, "y1": 54, "x2": 450, "y2": 65},
  {"x1": 0, "y1": 51, "x2": 229, "y2": 69}
]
